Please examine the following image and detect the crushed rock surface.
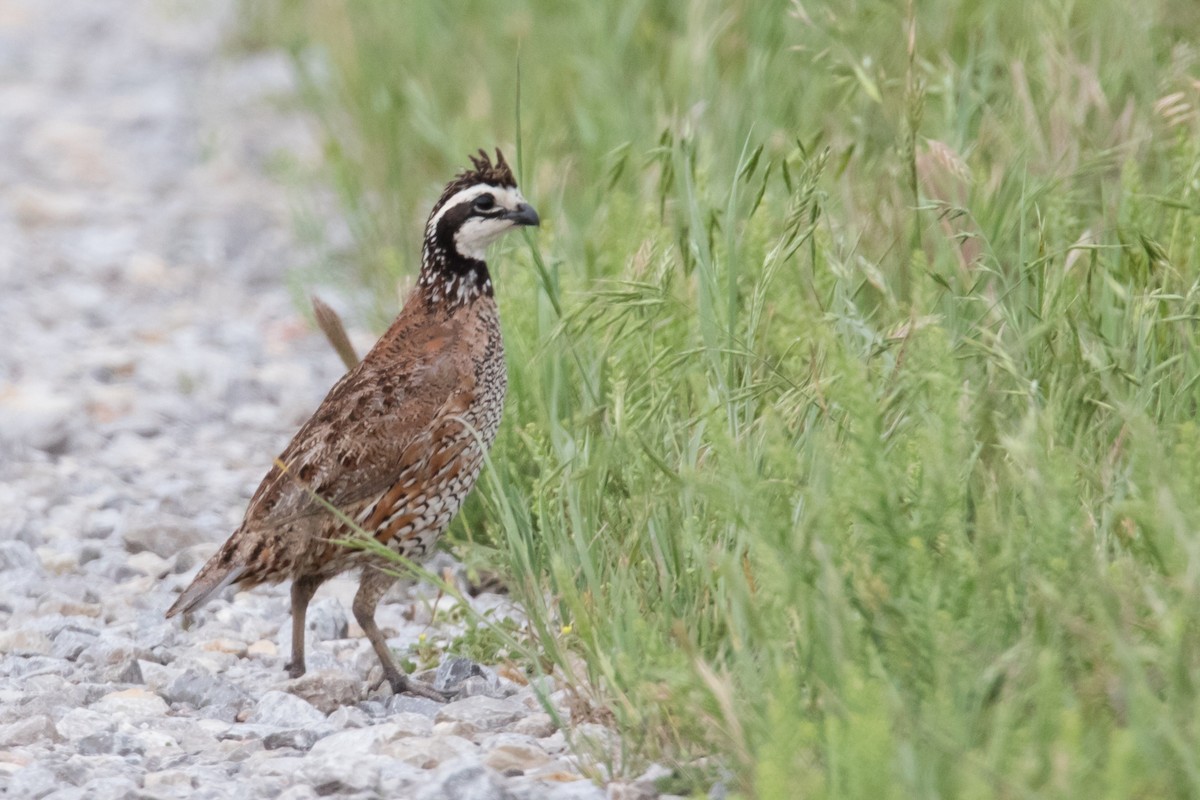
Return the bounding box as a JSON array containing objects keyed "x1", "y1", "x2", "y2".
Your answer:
[{"x1": 0, "y1": 1, "x2": 633, "y2": 797}]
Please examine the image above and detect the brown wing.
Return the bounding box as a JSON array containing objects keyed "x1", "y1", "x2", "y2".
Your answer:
[
  {"x1": 242, "y1": 322, "x2": 473, "y2": 534},
  {"x1": 165, "y1": 309, "x2": 475, "y2": 619}
]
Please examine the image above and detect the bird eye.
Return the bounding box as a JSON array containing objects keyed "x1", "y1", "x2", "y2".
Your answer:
[{"x1": 473, "y1": 194, "x2": 495, "y2": 211}]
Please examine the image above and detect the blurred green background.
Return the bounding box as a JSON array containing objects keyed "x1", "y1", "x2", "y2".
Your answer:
[{"x1": 244, "y1": 1, "x2": 1200, "y2": 796}]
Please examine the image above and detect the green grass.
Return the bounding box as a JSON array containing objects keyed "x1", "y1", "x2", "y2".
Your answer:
[{"x1": 252, "y1": 1, "x2": 1200, "y2": 796}]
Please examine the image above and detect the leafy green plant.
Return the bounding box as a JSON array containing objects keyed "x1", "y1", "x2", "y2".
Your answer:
[{"x1": 256, "y1": 1, "x2": 1200, "y2": 796}]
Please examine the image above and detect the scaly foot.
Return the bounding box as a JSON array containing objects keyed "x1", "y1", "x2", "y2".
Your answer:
[{"x1": 386, "y1": 669, "x2": 452, "y2": 702}]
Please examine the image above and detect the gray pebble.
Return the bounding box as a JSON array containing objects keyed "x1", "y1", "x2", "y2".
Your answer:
[
  {"x1": 99, "y1": 659, "x2": 145, "y2": 686},
  {"x1": 163, "y1": 668, "x2": 250, "y2": 711},
  {"x1": 415, "y1": 761, "x2": 517, "y2": 800},
  {"x1": 5, "y1": 655, "x2": 74, "y2": 678},
  {"x1": 8, "y1": 763, "x2": 60, "y2": 799},
  {"x1": 0, "y1": 540, "x2": 40, "y2": 573},
  {"x1": 385, "y1": 694, "x2": 444, "y2": 718},
  {"x1": 51, "y1": 628, "x2": 98, "y2": 662},
  {"x1": 357, "y1": 699, "x2": 388, "y2": 718},
  {"x1": 458, "y1": 672, "x2": 506, "y2": 699},
  {"x1": 74, "y1": 732, "x2": 144, "y2": 758},
  {"x1": 262, "y1": 729, "x2": 321, "y2": 751},
  {"x1": 77, "y1": 636, "x2": 151, "y2": 668},
  {"x1": 434, "y1": 655, "x2": 486, "y2": 693}
]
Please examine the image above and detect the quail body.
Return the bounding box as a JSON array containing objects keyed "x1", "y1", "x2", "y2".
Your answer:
[{"x1": 167, "y1": 151, "x2": 538, "y2": 699}]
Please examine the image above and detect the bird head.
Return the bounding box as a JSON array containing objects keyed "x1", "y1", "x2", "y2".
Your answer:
[{"x1": 424, "y1": 149, "x2": 539, "y2": 264}]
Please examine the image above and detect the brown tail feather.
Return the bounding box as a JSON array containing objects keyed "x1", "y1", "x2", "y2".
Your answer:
[
  {"x1": 165, "y1": 554, "x2": 246, "y2": 618},
  {"x1": 311, "y1": 294, "x2": 360, "y2": 371}
]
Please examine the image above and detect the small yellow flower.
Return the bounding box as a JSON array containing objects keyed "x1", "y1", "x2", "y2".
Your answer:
[
  {"x1": 417, "y1": 633, "x2": 427, "y2": 643},
  {"x1": 560, "y1": 624, "x2": 573, "y2": 635}
]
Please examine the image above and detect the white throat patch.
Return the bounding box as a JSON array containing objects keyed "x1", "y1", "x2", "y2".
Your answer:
[{"x1": 454, "y1": 216, "x2": 518, "y2": 260}]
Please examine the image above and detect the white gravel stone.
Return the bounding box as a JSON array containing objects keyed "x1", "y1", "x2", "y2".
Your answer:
[
  {"x1": 0, "y1": 630, "x2": 53, "y2": 656},
  {"x1": 55, "y1": 708, "x2": 115, "y2": 741},
  {"x1": 298, "y1": 752, "x2": 392, "y2": 793},
  {"x1": 324, "y1": 704, "x2": 370, "y2": 730},
  {"x1": 126, "y1": 551, "x2": 173, "y2": 578},
  {"x1": 276, "y1": 785, "x2": 320, "y2": 800},
  {"x1": 393, "y1": 735, "x2": 481, "y2": 770},
  {"x1": 513, "y1": 775, "x2": 607, "y2": 800},
  {"x1": 508, "y1": 711, "x2": 559, "y2": 738},
  {"x1": 246, "y1": 691, "x2": 327, "y2": 729},
  {"x1": 0, "y1": 716, "x2": 60, "y2": 747},
  {"x1": 436, "y1": 695, "x2": 527, "y2": 733},
  {"x1": 90, "y1": 688, "x2": 170, "y2": 717},
  {"x1": 309, "y1": 722, "x2": 411, "y2": 759},
  {"x1": 142, "y1": 768, "x2": 196, "y2": 793}
]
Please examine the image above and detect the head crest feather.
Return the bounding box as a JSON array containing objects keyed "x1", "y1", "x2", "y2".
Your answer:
[{"x1": 431, "y1": 148, "x2": 516, "y2": 216}]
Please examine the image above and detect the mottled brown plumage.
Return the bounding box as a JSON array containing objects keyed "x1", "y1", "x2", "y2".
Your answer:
[{"x1": 167, "y1": 150, "x2": 538, "y2": 699}]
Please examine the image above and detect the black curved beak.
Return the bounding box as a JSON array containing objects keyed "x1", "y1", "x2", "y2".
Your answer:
[{"x1": 505, "y1": 202, "x2": 540, "y2": 227}]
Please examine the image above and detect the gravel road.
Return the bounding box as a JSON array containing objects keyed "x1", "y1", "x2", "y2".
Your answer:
[{"x1": 0, "y1": 2, "x2": 647, "y2": 798}]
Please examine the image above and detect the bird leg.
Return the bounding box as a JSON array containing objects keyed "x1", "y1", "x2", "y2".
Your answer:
[
  {"x1": 285, "y1": 574, "x2": 325, "y2": 679},
  {"x1": 354, "y1": 567, "x2": 451, "y2": 702}
]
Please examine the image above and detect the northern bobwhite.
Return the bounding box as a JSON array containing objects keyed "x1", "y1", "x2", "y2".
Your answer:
[{"x1": 167, "y1": 150, "x2": 538, "y2": 699}]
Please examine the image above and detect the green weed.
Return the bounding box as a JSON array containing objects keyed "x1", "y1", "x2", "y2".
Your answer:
[{"x1": 257, "y1": 1, "x2": 1200, "y2": 796}]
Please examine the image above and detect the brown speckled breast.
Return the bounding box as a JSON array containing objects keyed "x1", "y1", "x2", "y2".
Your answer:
[{"x1": 310, "y1": 297, "x2": 506, "y2": 574}]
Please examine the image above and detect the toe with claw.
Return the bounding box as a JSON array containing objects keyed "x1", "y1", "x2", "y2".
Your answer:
[{"x1": 387, "y1": 669, "x2": 454, "y2": 702}]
